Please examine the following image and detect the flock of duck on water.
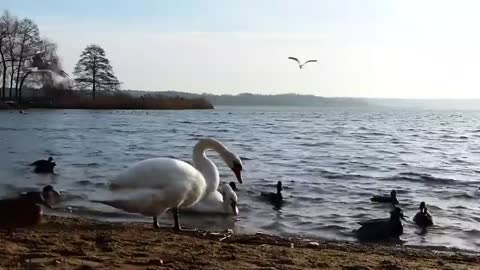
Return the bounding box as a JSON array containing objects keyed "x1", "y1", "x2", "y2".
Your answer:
[{"x1": 1, "y1": 138, "x2": 432, "y2": 242}]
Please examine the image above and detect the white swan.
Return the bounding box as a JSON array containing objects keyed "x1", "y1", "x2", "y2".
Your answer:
[
  {"x1": 184, "y1": 183, "x2": 239, "y2": 215},
  {"x1": 93, "y1": 138, "x2": 243, "y2": 231}
]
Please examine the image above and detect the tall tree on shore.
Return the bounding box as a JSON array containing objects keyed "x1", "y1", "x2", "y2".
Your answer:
[
  {"x1": 0, "y1": 10, "x2": 67, "y2": 102},
  {"x1": 0, "y1": 21, "x2": 7, "y2": 100},
  {"x1": 73, "y1": 44, "x2": 120, "y2": 100}
]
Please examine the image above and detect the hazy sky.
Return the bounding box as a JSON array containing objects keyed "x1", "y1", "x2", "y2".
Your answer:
[{"x1": 3, "y1": 0, "x2": 480, "y2": 98}]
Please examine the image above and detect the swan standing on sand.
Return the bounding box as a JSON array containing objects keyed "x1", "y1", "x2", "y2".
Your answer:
[
  {"x1": 184, "y1": 183, "x2": 239, "y2": 215},
  {"x1": 93, "y1": 138, "x2": 243, "y2": 231}
]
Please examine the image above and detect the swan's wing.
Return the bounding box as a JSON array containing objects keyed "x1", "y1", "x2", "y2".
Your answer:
[
  {"x1": 111, "y1": 158, "x2": 203, "y2": 190},
  {"x1": 303, "y1": 60, "x2": 318, "y2": 65},
  {"x1": 109, "y1": 158, "x2": 207, "y2": 208},
  {"x1": 288, "y1": 57, "x2": 300, "y2": 64}
]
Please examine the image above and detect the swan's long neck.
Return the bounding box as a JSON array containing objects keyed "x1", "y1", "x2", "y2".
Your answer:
[{"x1": 192, "y1": 139, "x2": 230, "y2": 195}]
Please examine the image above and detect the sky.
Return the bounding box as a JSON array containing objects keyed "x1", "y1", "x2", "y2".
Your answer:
[{"x1": 3, "y1": 0, "x2": 480, "y2": 98}]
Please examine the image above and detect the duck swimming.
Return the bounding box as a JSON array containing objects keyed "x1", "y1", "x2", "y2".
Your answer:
[
  {"x1": 30, "y1": 157, "x2": 56, "y2": 174},
  {"x1": 0, "y1": 192, "x2": 51, "y2": 235},
  {"x1": 93, "y1": 138, "x2": 243, "y2": 231},
  {"x1": 261, "y1": 181, "x2": 283, "y2": 206},
  {"x1": 356, "y1": 207, "x2": 407, "y2": 242},
  {"x1": 370, "y1": 190, "x2": 399, "y2": 205},
  {"x1": 413, "y1": 201, "x2": 433, "y2": 227}
]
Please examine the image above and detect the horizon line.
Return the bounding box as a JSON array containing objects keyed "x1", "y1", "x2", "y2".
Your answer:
[{"x1": 123, "y1": 89, "x2": 480, "y2": 100}]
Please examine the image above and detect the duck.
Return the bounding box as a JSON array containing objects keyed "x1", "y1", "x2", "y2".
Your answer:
[
  {"x1": 20, "y1": 185, "x2": 62, "y2": 207},
  {"x1": 0, "y1": 192, "x2": 51, "y2": 235},
  {"x1": 228, "y1": 181, "x2": 238, "y2": 191},
  {"x1": 356, "y1": 207, "x2": 407, "y2": 242},
  {"x1": 92, "y1": 138, "x2": 243, "y2": 231},
  {"x1": 261, "y1": 181, "x2": 283, "y2": 206},
  {"x1": 370, "y1": 190, "x2": 399, "y2": 205},
  {"x1": 184, "y1": 183, "x2": 239, "y2": 215},
  {"x1": 413, "y1": 201, "x2": 433, "y2": 227},
  {"x1": 30, "y1": 157, "x2": 56, "y2": 174}
]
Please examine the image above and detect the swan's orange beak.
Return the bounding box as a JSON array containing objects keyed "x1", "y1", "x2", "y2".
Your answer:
[{"x1": 232, "y1": 167, "x2": 242, "y2": 183}]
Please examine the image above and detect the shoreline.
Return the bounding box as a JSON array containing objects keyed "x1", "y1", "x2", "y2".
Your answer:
[
  {"x1": 0, "y1": 99, "x2": 215, "y2": 111},
  {"x1": 1, "y1": 215, "x2": 478, "y2": 269}
]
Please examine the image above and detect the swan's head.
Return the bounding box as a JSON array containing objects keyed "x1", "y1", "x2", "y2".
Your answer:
[
  {"x1": 223, "y1": 152, "x2": 243, "y2": 184},
  {"x1": 221, "y1": 184, "x2": 239, "y2": 215}
]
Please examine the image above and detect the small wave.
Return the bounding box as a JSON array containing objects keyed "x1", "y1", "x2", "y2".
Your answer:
[
  {"x1": 449, "y1": 193, "x2": 475, "y2": 199},
  {"x1": 463, "y1": 229, "x2": 480, "y2": 238},
  {"x1": 298, "y1": 142, "x2": 333, "y2": 147},
  {"x1": 389, "y1": 172, "x2": 461, "y2": 185},
  {"x1": 0, "y1": 127, "x2": 18, "y2": 131},
  {"x1": 71, "y1": 162, "x2": 100, "y2": 168},
  {"x1": 75, "y1": 180, "x2": 93, "y2": 186}
]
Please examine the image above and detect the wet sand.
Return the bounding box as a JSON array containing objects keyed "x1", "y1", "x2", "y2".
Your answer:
[{"x1": 0, "y1": 215, "x2": 479, "y2": 270}]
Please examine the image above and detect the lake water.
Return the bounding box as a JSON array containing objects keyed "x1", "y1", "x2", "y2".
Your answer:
[{"x1": 1, "y1": 106, "x2": 480, "y2": 252}]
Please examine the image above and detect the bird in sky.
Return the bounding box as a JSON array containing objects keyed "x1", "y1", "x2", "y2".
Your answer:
[{"x1": 288, "y1": 57, "x2": 317, "y2": 69}]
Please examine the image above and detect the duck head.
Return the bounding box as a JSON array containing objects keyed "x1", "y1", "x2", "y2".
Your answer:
[
  {"x1": 47, "y1": 157, "x2": 53, "y2": 162},
  {"x1": 390, "y1": 190, "x2": 397, "y2": 198},
  {"x1": 276, "y1": 181, "x2": 283, "y2": 193},
  {"x1": 390, "y1": 207, "x2": 407, "y2": 221},
  {"x1": 419, "y1": 201, "x2": 426, "y2": 210}
]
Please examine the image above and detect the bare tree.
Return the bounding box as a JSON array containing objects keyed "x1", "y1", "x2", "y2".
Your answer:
[
  {"x1": 0, "y1": 21, "x2": 7, "y2": 100},
  {"x1": 18, "y1": 39, "x2": 68, "y2": 102},
  {"x1": 0, "y1": 10, "x2": 67, "y2": 102},
  {"x1": 73, "y1": 44, "x2": 120, "y2": 100},
  {"x1": 14, "y1": 18, "x2": 40, "y2": 96}
]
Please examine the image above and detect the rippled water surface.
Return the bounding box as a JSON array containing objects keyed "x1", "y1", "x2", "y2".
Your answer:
[{"x1": 1, "y1": 106, "x2": 480, "y2": 251}]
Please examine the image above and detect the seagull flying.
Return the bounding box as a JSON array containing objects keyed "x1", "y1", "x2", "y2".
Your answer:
[{"x1": 288, "y1": 57, "x2": 317, "y2": 69}]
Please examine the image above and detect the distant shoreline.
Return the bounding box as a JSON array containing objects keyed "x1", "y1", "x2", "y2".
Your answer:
[{"x1": 0, "y1": 98, "x2": 214, "y2": 111}]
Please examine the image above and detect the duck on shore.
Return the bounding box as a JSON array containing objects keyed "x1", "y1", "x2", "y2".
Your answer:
[
  {"x1": 370, "y1": 190, "x2": 399, "y2": 205},
  {"x1": 0, "y1": 192, "x2": 52, "y2": 235},
  {"x1": 413, "y1": 201, "x2": 433, "y2": 227},
  {"x1": 20, "y1": 185, "x2": 62, "y2": 207},
  {"x1": 261, "y1": 181, "x2": 283, "y2": 206},
  {"x1": 30, "y1": 157, "x2": 56, "y2": 174},
  {"x1": 356, "y1": 207, "x2": 407, "y2": 242}
]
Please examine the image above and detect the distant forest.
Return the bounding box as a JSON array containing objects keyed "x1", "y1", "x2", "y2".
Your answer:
[{"x1": 125, "y1": 90, "x2": 369, "y2": 107}]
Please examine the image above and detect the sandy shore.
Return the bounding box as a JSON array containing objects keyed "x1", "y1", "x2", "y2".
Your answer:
[{"x1": 0, "y1": 216, "x2": 478, "y2": 270}]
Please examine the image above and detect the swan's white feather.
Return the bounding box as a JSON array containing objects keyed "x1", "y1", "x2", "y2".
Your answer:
[
  {"x1": 106, "y1": 158, "x2": 207, "y2": 214},
  {"x1": 185, "y1": 184, "x2": 238, "y2": 215}
]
